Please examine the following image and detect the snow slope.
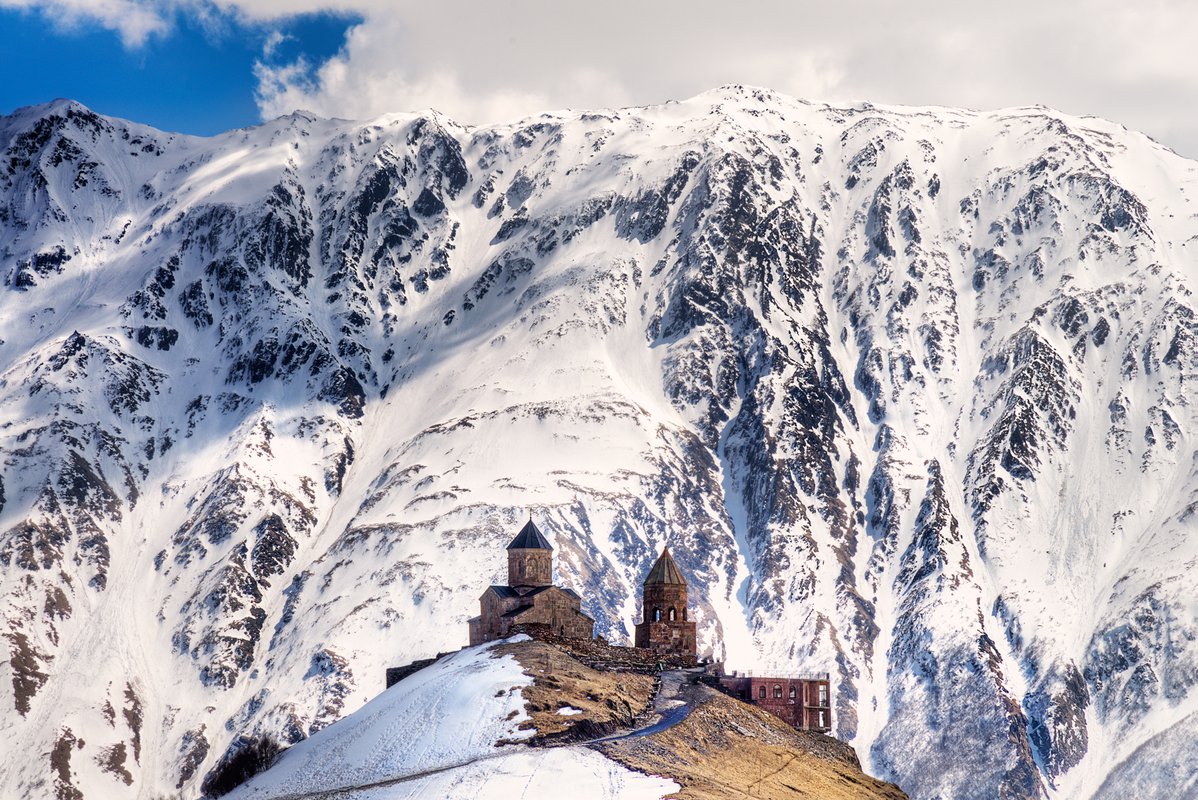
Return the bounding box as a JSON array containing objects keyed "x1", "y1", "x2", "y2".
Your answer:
[
  {"x1": 228, "y1": 638, "x2": 533, "y2": 797},
  {"x1": 227, "y1": 636, "x2": 677, "y2": 800},
  {"x1": 330, "y1": 749, "x2": 679, "y2": 800},
  {"x1": 0, "y1": 88, "x2": 1193, "y2": 800}
]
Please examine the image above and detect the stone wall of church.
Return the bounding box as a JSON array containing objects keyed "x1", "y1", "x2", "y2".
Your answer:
[
  {"x1": 469, "y1": 591, "x2": 517, "y2": 644},
  {"x1": 508, "y1": 548, "x2": 552, "y2": 587},
  {"x1": 640, "y1": 584, "x2": 689, "y2": 624},
  {"x1": 514, "y1": 589, "x2": 594, "y2": 639},
  {"x1": 634, "y1": 618, "x2": 697, "y2": 659},
  {"x1": 470, "y1": 587, "x2": 594, "y2": 645}
]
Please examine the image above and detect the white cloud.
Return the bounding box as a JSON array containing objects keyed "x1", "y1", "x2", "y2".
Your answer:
[
  {"x1": 6, "y1": 0, "x2": 1198, "y2": 156},
  {"x1": 0, "y1": 0, "x2": 170, "y2": 46},
  {"x1": 252, "y1": 12, "x2": 635, "y2": 125},
  {"x1": 246, "y1": 0, "x2": 1198, "y2": 157},
  {"x1": 260, "y1": 27, "x2": 287, "y2": 58},
  {"x1": 0, "y1": 0, "x2": 359, "y2": 47}
]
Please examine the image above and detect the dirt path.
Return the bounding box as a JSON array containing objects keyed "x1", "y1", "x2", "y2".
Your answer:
[{"x1": 594, "y1": 668, "x2": 704, "y2": 743}]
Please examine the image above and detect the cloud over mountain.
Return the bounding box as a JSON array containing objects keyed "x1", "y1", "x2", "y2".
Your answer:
[{"x1": 4, "y1": 0, "x2": 1198, "y2": 157}]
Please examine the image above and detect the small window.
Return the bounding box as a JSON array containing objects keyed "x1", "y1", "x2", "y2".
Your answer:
[
  {"x1": 818, "y1": 710, "x2": 826, "y2": 728},
  {"x1": 653, "y1": 608, "x2": 661, "y2": 622},
  {"x1": 682, "y1": 608, "x2": 687, "y2": 621},
  {"x1": 819, "y1": 685, "x2": 828, "y2": 706},
  {"x1": 758, "y1": 686, "x2": 766, "y2": 699},
  {"x1": 668, "y1": 607, "x2": 676, "y2": 621},
  {"x1": 773, "y1": 684, "x2": 782, "y2": 699},
  {"x1": 789, "y1": 685, "x2": 796, "y2": 700}
]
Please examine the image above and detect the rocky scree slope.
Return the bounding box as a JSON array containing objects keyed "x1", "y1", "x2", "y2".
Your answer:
[{"x1": 0, "y1": 87, "x2": 1193, "y2": 800}]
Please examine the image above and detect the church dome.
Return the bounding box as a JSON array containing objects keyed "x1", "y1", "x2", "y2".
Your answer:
[
  {"x1": 644, "y1": 546, "x2": 686, "y2": 585},
  {"x1": 506, "y1": 518, "x2": 552, "y2": 550}
]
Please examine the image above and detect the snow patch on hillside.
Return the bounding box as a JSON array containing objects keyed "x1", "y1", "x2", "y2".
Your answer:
[
  {"x1": 227, "y1": 636, "x2": 676, "y2": 800},
  {"x1": 307, "y1": 748, "x2": 679, "y2": 800},
  {"x1": 229, "y1": 639, "x2": 534, "y2": 798}
]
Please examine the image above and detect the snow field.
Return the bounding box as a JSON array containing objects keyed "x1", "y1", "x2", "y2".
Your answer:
[
  {"x1": 229, "y1": 639, "x2": 536, "y2": 798},
  {"x1": 343, "y1": 748, "x2": 680, "y2": 800},
  {"x1": 227, "y1": 637, "x2": 677, "y2": 799}
]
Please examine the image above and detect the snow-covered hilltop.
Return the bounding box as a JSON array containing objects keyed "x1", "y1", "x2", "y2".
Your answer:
[
  {"x1": 223, "y1": 637, "x2": 680, "y2": 800},
  {"x1": 0, "y1": 86, "x2": 1193, "y2": 800}
]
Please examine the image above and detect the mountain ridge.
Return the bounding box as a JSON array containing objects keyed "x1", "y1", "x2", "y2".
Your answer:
[{"x1": 0, "y1": 86, "x2": 1194, "y2": 800}]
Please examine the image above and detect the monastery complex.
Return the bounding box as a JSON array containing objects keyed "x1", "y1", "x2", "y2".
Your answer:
[{"x1": 461, "y1": 517, "x2": 831, "y2": 733}]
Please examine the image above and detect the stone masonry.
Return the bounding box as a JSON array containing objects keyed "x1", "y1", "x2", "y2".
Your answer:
[
  {"x1": 467, "y1": 519, "x2": 595, "y2": 645},
  {"x1": 633, "y1": 547, "x2": 697, "y2": 661}
]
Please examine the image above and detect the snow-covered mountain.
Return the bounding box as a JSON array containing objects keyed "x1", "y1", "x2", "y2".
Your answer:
[{"x1": 0, "y1": 86, "x2": 1193, "y2": 800}]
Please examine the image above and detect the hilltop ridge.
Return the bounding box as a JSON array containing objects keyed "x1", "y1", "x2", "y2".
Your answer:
[{"x1": 226, "y1": 637, "x2": 907, "y2": 799}]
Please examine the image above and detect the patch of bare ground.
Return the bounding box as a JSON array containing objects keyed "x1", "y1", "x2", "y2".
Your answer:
[
  {"x1": 595, "y1": 686, "x2": 909, "y2": 800},
  {"x1": 494, "y1": 640, "x2": 657, "y2": 742},
  {"x1": 97, "y1": 742, "x2": 134, "y2": 785}
]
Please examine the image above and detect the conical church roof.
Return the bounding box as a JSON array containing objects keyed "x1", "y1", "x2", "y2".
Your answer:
[
  {"x1": 506, "y1": 518, "x2": 552, "y2": 550},
  {"x1": 644, "y1": 546, "x2": 686, "y2": 585}
]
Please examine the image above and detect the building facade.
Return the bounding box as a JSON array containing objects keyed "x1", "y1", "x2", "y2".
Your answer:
[
  {"x1": 716, "y1": 674, "x2": 832, "y2": 732},
  {"x1": 633, "y1": 547, "x2": 697, "y2": 660},
  {"x1": 467, "y1": 519, "x2": 595, "y2": 645}
]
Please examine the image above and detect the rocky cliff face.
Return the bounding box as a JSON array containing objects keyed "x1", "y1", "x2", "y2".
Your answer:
[{"x1": 0, "y1": 88, "x2": 1193, "y2": 799}]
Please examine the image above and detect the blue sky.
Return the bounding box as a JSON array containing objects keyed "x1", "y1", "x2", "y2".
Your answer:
[{"x1": 0, "y1": 6, "x2": 357, "y2": 135}]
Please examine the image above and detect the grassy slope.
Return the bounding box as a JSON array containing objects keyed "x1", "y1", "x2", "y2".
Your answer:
[
  {"x1": 597, "y1": 688, "x2": 909, "y2": 799},
  {"x1": 498, "y1": 640, "x2": 908, "y2": 798},
  {"x1": 497, "y1": 640, "x2": 658, "y2": 740}
]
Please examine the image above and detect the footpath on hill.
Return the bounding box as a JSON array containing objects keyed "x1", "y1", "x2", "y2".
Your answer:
[
  {"x1": 595, "y1": 678, "x2": 909, "y2": 800},
  {"x1": 596, "y1": 668, "x2": 703, "y2": 742},
  {"x1": 238, "y1": 654, "x2": 696, "y2": 800},
  {"x1": 227, "y1": 639, "x2": 907, "y2": 800}
]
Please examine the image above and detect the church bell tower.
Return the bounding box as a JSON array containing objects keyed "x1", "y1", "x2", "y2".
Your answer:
[
  {"x1": 634, "y1": 546, "x2": 697, "y2": 660},
  {"x1": 506, "y1": 518, "x2": 553, "y2": 588}
]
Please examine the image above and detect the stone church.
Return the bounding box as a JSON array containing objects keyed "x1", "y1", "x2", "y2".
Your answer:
[
  {"x1": 634, "y1": 546, "x2": 697, "y2": 659},
  {"x1": 467, "y1": 519, "x2": 595, "y2": 645}
]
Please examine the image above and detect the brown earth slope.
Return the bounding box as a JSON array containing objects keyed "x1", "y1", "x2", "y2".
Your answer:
[
  {"x1": 497, "y1": 639, "x2": 907, "y2": 799},
  {"x1": 495, "y1": 639, "x2": 658, "y2": 740},
  {"x1": 596, "y1": 685, "x2": 908, "y2": 799}
]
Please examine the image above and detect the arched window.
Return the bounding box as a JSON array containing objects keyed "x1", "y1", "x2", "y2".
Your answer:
[
  {"x1": 668, "y1": 607, "x2": 676, "y2": 621},
  {"x1": 789, "y1": 685, "x2": 797, "y2": 700},
  {"x1": 653, "y1": 608, "x2": 661, "y2": 622},
  {"x1": 774, "y1": 684, "x2": 783, "y2": 699},
  {"x1": 758, "y1": 686, "x2": 766, "y2": 699},
  {"x1": 682, "y1": 608, "x2": 687, "y2": 621}
]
